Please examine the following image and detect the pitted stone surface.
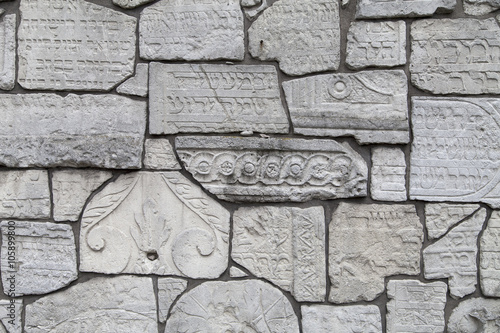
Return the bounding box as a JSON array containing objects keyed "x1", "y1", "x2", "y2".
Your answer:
[
  {"x1": 424, "y1": 208, "x2": 486, "y2": 298},
  {"x1": 329, "y1": 203, "x2": 423, "y2": 303},
  {"x1": 52, "y1": 170, "x2": 113, "y2": 222},
  {"x1": 283, "y1": 70, "x2": 409, "y2": 144},
  {"x1": 1, "y1": 221, "x2": 77, "y2": 296},
  {"x1": 149, "y1": 63, "x2": 288, "y2": 135},
  {"x1": 410, "y1": 97, "x2": 500, "y2": 208},
  {"x1": 346, "y1": 21, "x2": 406, "y2": 69},
  {"x1": 448, "y1": 298, "x2": 500, "y2": 333},
  {"x1": 232, "y1": 206, "x2": 326, "y2": 302},
  {"x1": 176, "y1": 136, "x2": 367, "y2": 202},
  {"x1": 301, "y1": 305, "x2": 382, "y2": 333},
  {"x1": 463, "y1": 0, "x2": 499, "y2": 15},
  {"x1": 386, "y1": 280, "x2": 447, "y2": 333},
  {"x1": 356, "y1": 0, "x2": 455, "y2": 18},
  {"x1": 18, "y1": 0, "x2": 136, "y2": 91},
  {"x1": 480, "y1": 210, "x2": 500, "y2": 296},
  {"x1": 411, "y1": 18, "x2": 500, "y2": 95},
  {"x1": 425, "y1": 203, "x2": 480, "y2": 240},
  {"x1": 116, "y1": 63, "x2": 148, "y2": 97},
  {"x1": 0, "y1": 299, "x2": 22, "y2": 333},
  {"x1": 0, "y1": 94, "x2": 146, "y2": 169},
  {"x1": 24, "y1": 275, "x2": 157, "y2": 333},
  {"x1": 0, "y1": 14, "x2": 15, "y2": 90},
  {"x1": 80, "y1": 172, "x2": 230, "y2": 278},
  {"x1": 113, "y1": 0, "x2": 155, "y2": 9},
  {"x1": 229, "y1": 267, "x2": 248, "y2": 278},
  {"x1": 140, "y1": 0, "x2": 244, "y2": 61},
  {"x1": 248, "y1": 0, "x2": 340, "y2": 76},
  {"x1": 371, "y1": 147, "x2": 406, "y2": 202},
  {"x1": 166, "y1": 280, "x2": 299, "y2": 333},
  {"x1": 143, "y1": 139, "x2": 181, "y2": 170},
  {"x1": 158, "y1": 277, "x2": 188, "y2": 323}
]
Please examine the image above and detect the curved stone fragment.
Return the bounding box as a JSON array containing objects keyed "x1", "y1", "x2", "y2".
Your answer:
[
  {"x1": 166, "y1": 280, "x2": 299, "y2": 333},
  {"x1": 480, "y1": 210, "x2": 500, "y2": 296},
  {"x1": 356, "y1": 0, "x2": 455, "y2": 18},
  {"x1": 0, "y1": 14, "x2": 15, "y2": 91},
  {"x1": 80, "y1": 172, "x2": 229, "y2": 279},
  {"x1": 116, "y1": 63, "x2": 148, "y2": 97},
  {"x1": 448, "y1": 298, "x2": 500, "y2": 333},
  {"x1": 176, "y1": 136, "x2": 367, "y2": 202},
  {"x1": 158, "y1": 277, "x2": 188, "y2": 323},
  {"x1": 113, "y1": 0, "x2": 155, "y2": 9},
  {"x1": 302, "y1": 305, "x2": 382, "y2": 333},
  {"x1": 425, "y1": 203, "x2": 480, "y2": 240}
]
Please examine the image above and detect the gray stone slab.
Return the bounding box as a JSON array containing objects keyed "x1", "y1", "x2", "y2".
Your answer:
[
  {"x1": 356, "y1": 0, "x2": 455, "y2": 18},
  {"x1": 302, "y1": 305, "x2": 382, "y2": 333},
  {"x1": 18, "y1": 0, "x2": 136, "y2": 91},
  {"x1": 241, "y1": 0, "x2": 272, "y2": 19},
  {"x1": 113, "y1": 0, "x2": 155, "y2": 9},
  {"x1": 448, "y1": 298, "x2": 500, "y2": 333},
  {"x1": 116, "y1": 63, "x2": 148, "y2": 97},
  {"x1": 0, "y1": 14, "x2": 15, "y2": 90},
  {"x1": 480, "y1": 210, "x2": 500, "y2": 296},
  {"x1": 0, "y1": 94, "x2": 146, "y2": 169},
  {"x1": 463, "y1": 0, "x2": 499, "y2": 15},
  {"x1": 143, "y1": 139, "x2": 181, "y2": 170},
  {"x1": 283, "y1": 70, "x2": 409, "y2": 144},
  {"x1": 139, "y1": 0, "x2": 244, "y2": 61},
  {"x1": 0, "y1": 299, "x2": 22, "y2": 333},
  {"x1": 158, "y1": 277, "x2": 187, "y2": 323},
  {"x1": 425, "y1": 204, "x2": 480, "y2": 240},
  {"x1": 176, "y1": 136, "x2": 368, "y2": 202},
  {"x1": 371, "y1": 147, "x2": 407, "y2": 202}
]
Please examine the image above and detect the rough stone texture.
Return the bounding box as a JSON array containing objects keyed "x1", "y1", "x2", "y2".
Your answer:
[
  {"x1": 1, "y1": 221, "x2": 77, "y2": 296},
  {"x1": 301, "y1": 305, "x2": 382, "y2": 333},
  {"x1": 370, "y1": 147, "x2": 407, "y2": 202},
  {"x1": 0, "y1": 94, "x2": 146, "y2": 169},
  {"x1": 248, "y1": 0, "x2": 340, "y2": 76},
  {"x1": 346, "y1": 21, "x2": 406, "y2": 69},
  {"x1": 356, "y1": 0, "x2": 456, "y2": 18},
  {"x1": 232, "y1": 206, "x2": 326, "y2": 302},
  {"x1": 411, "y1": 18, "x2": 500, "y2": 95},
  {"x1": 283, "y1": 70, "x2": 409, "y2": 144},
  {"x1": 0, "y1": 170, "x2": 50, "y2": 219},
  {"x1": 139, "y1": 0, "x2": 244, "y2": 61},
  {"x1": 463, "y1": 0, "x2": 499, "y2": 15},
  {"x1": 176, "y1": 136, "x2": 368, "y2": 202},
  {"x1": 80, "y1": 172, "x2": 230, "y2": 278},
  {"x1": 329, "y1": 203, "x2": 423, "y2": 303},
  {"x1": 410, "y1": 97, "x2": 500, "y2": 208},
  {"x1": 0, "y1": 299, "x2": 22, "y2": 333},
  {"x1": 386, "y1": 280, "x2": 447, "y2": 333},
  {"x1": 241, "y1": 0, "x2": 272, "y2": 19},
  {"x1": 143, "y1": 139, "x2": 181, "y2": 170},
  {"x1": 425, "y1": 203, "x2": 480, "y2": 240},
  {"x1": 480, "y1": 210, "x2": 500, "y2": 296},
  {"x1": 158, "y1": 277, "x2": 188, "y2": 323},
  {"x1": 116, "y1": 63, "x2": 148, "y2": 97},
  {"x1": 166, "y1": 280, "x2": 299, "y2": 333},
  {"x1": 113, "y1": 0, "x2": 155, "y2": 9},
  {"x1": 24, "y1": 275, "x2": 157, "y2": 333},
  {"x1": 18, "y1": 0, "x2": 136, "y2": 91},
  {"x1": 424, "y1": 208, "x2": 487, "y2": 298},
  {"x1": 448, "y1": 298, "x2": 500, "y2": 333},
  {"x1": 0, "y1": 14, "x2": 15, "y2": 90},
  {"x1": 149, "y1": 63, "x2": 288, "y2": 135},
  {"x1": 229, "y1": 267, "x2": 248, "y2": 278}
]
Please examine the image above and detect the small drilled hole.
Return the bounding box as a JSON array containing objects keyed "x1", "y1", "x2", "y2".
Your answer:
[{"x1": 147, "y1": 251, "x2": 158, "y2": 261}]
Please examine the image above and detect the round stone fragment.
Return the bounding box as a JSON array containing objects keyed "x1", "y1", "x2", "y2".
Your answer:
[{"x1": 448, "y1": 298, "x2": 500, "y2": 333}]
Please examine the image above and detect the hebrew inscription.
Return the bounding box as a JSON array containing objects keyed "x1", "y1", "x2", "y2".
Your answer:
[
  {"x1": 356, "y1": 0, "x2": 456, "y2": 18},
  {"x1": 425, "y1": 203, "x2": 480, "y2": 240},
  {"x1": 158, "y1": 277, "x2": 188, "y2": 323},
  {"x1": 116, "y1": 63, "x2": 148, "y2": 97},
  {"x1": 480, "y1": 210, "x2": 500, "y2": 296},
  {"x1": 448, "y1": 298, "x2": 500, "y2": 333},
  {"x1": 302, "y1": 305, "x2": 382, "y2": 333},
  {"x1": 0, "y1": 14, "x2": 15, "y2": 90},
  {"x1": 143, "y1": 139, "x2": 181, "y2": 170},
  {"x1": 371, "y1": 147, "x2": 407, "y2": 202}
]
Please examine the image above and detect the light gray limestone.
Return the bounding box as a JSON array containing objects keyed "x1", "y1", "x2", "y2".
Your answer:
[
  {"x1": 425, "y1": 203, "x2": 480, "y2": 240},
  {"x1": 24, "y1": 275, "x2": 157, "y2": 333},
  {"x1": 149, "y1": 63, "x2": 288, "y2": 135},
  {"x1": 448, "y1": 298, "x2": 500, "y2": 333},
  {"x1": 113, "y1": 0, "x2": 155, "y2": 9},
  {"x1": 139, "y1": 0, "x2": 244, "y2": 61},
  {"x1": 0, "y1": 299, "x2": 22, "y2": 333},
  {"x1": 143, "y1": 139, "x2": 181, "y2": 170},
  {"x1": 248, "y1": 0, "x2": 340, "y2": 76},
  {"x1": 283, "y1": 70, "x2": 409, "y2": 144},
  {"x1": 166, "y1": 280, "x2": 299, "y2": 333},
  {"x1": 0, "y1": 94, "x2": 146, "y2": 169},
  {"x1": 229, "y1": 267, "x2": 248, "y2": 278},
  {"x1": 410, "y1": 97, "x2": 500, "y2": 208},
  {"x1": 329, "y1": 203, "x2": 423, "y2": 303},
  {"x1": 371, "y1": 147, "x2": 407, "y2": 202},
  {"x1": 346, "y1": 21, "x2": 406, "y2": 69},
  {"x1": 116, "y1": 63, "x2": 148, "y2": 97},
  {"x1": 232, "y1": 206, "x2": 326, "y2": 302},
  {"x1": 158, "y1": 277, "x2": 188, "y2": 323},
  {"x1": 80, "y1": 172, "x2": 230, "y2": 278},
  {"x1": 356, "y1": 0, "x2": 456, "y2": 18},
  {"x1": 0, "y1": 14, "x2": 15, "y2": 90},
  {"x1": 424, "y1": 208, "x2": 487, "y2": 298},
  {"x1": 411, "y1": 18, "x2": 500, "y2": 95},
  {"x1": 463, "y1": 0, "x2": 499, "y2": 15},
  {"x1": 386, "y1": 280, "x2": 447, "y2": 333},
  {"x1": 176, "y1": 136, "x2": 368, "y2": 202},
  {"x1": 18, "y1": 0, "x2": 136, "y2": 91},
  {"x1": 480, "y1": 210, "x2": 500, "y2": 296},
  {"x1": 301, "y1": 305, "x2": 382, "y2": 333},
  {"x1": 1, "y1": 221, "x2": 77, "y2": 296},
  {"x1": 241, "y1": 0, "x2": 272, "y2": 19}
]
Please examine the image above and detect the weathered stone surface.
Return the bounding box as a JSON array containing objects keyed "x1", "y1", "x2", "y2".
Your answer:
[
  {"x1": 52, "y1": 170, "x2": 113, "y2": 222},
  {"x1": 481, "y1": 210, "x2": 500, "y2": 296},
  {"x1": 248, "y1": 0, "x2": 340, "y2": 76},
  {"x1": 424, "y1": 208, "x2": 486, "y2": 298},
  {"x1": 166, "y1": 280, "x2": 299, "y2": 333},
  {"x1": 0, "y1": 94, "x2": 146, "y2": 169},
  {"x1": 463, "y1": 0, "x2": 499, "y2": 15},
  {"x1": 176, "y1": 136, "x2": 367, "y2": 202},
  {"x1": 113, "y1": 0, "x2": 155, "y2": 9},
  {"x1": 410, "y1": 97, "x2": 500, "y2": 208},
  {"x1": 329, "y1": 203, "x2": 422, "y2": 303},
  {"x1": 80, "y1": 172, "x2": 230, "y2": 278},
  {"x1": 158, "y1": 277, "x2": 188, "y2": 323},
  {"x1": 0, "y1": 171, "x2": 50, "y2": 219},
  {"x1": 229, "y1": 266, "x2": 248, "y2": 278},
  {"x1": 1, "y1": 221, "x2": 77, "y2": 296},
  {"x1": 0, "y1": 299, "x2": 22, "y2": 333},
  {"x1": 143, "y1": 139, "x2": 181, "y2": 170},
  {"x1": 448, "y1": 298, "x2": 500, "y2": 333},
  {"x1": 346, "y1": 21, "x2": 406, "y2": 69},
  {"x1": 302, "y1": 305, "x2": 382, "y2": 333},
  {"x1": 116, "y1": 63, "x2": 148, "y2": 97},
  {"x1": 241, "y1": 0, "x2": 272, "y2": 19},
  {"x1": 149, "y1": 63, "x2": 288, "y2": 135},
  {"x1": 232, "y1": 206, "x2": 326, "y2": 302},
  {"x1": 25, "y1": 275, "x2": 157, "y2": 333},
  {"x1": 283, "y1": 70, "x2": 409, "y2": 144},
  {"x1": 386, "y1": 280, "x2": 447, "y2": 333},
  {"x1": 425, "y1": 203, "x2": 480, "y2": 240},
  {"x1": 140, "y1": 0, "x2": 244, "y2": 61},
  {"x1": 18, "y1": 0, "x2": 136, "y2": 91},
  {"x1": 356, "y1": 0, "x2": 455, "y2": 18},
  {"x1": 0, "y1": 14, "x2": 15, "y2": 90},
  {"x1": 411, "y1": 18, "x2": 500, "y2": 94},
  {"x1": 371, "y1": 147, "x2": 407, "y2": 202}
]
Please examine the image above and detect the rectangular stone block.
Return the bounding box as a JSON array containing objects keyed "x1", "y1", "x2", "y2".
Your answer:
[
  {"x1": 302, "y1": 305, "x2": 382, "y2": 333},
  {"x1": 371, "y1": 147, "x2": 407, "y2": 202},
  {"x1": 481, "y1": 210, "x2": 500, "y2": 296},
  {"x1": 356, "y1": 0, "x2": 455, "y2": 18},
  {"x1": 0, "y1": 14, "x2": 15, "y2": 90}
]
